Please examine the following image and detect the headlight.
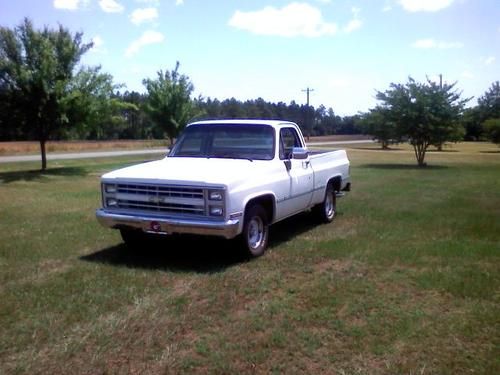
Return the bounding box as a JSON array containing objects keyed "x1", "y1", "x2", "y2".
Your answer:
[
  {"x1": 209, "y1": 206, "x2": 223, "y2": 216},
  {"x1": 106, "y1": 198, "x2": 118, "y2": 207},
  {"x1": 105, "y1": 184, "x2": 117, "y2": 193},
  {"x1": 208, "y1": 190, "x2": 223, "y2": 201}
]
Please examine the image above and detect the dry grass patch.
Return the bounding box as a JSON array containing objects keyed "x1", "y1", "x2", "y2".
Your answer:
[{"x1": 0, "y1": 140, "x2": 168, "y2": 155}]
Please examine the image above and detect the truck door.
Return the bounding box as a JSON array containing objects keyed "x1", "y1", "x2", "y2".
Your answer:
[{"x1": 278, "y1": 127, "x2": 314, "y2": 217}]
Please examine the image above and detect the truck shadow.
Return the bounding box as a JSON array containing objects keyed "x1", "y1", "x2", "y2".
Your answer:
[
  {"x1": 80, "y1": 235, "x2": 245, "y2": 274},
  {"x1": 81, "y1": 212, "x2": 319, "y2": 274},
  {"x1": 268, "y1": 212, "x2": 318, "y2": 245}
]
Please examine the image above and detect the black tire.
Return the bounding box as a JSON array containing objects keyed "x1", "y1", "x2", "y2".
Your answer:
[
  {"x1": 313, "y1": 184, "x2": 336, "y2": 223},
  {"x1": 240, "y1": 204, "x2": 269, "y2": 258},
  {"x1": 120, "y1": 228, "x2": 145, "y2": 249}
]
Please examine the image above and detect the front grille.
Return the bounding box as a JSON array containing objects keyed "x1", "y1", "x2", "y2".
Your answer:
[
  {"x1": 113, "y1": 183, "x2": 206, "y2": 216},
  {"x1": 117, "y1": 184, "x2": 204, "y2": 199}
]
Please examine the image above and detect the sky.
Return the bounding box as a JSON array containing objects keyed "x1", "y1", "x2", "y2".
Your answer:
[{"x1": 1, "y1": 0, "x2": 499, "y2": 116}]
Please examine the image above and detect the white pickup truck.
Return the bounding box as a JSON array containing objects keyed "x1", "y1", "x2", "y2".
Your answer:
[{"x1": 96, "y1": 119, "x2": 351, "y2": 257}]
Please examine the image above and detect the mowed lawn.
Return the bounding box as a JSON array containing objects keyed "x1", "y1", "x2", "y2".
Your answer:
[{"x1": 0, "y1": 142, "x2": 499, "y2": 374}]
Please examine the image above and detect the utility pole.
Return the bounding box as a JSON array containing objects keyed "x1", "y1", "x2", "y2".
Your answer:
[
  {"x1": 302, "y1": 87, "x2": 314, "y2": 140},
  {"x1": 438, "y1": 74, "x2": 443, "y2": 151}
]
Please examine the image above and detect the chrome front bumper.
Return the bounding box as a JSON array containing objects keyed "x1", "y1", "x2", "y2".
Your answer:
[{"x1": 96, "y1": 209, "x2": 241, "y2": 239}]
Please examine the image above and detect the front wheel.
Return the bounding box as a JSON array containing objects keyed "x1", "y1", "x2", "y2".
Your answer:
[
  {"x1": 240, "y1": 204, "x2": 269, "y2": 258},
  {"x1": 313, "y1": 184, "x2": 336, "y2": 223}
]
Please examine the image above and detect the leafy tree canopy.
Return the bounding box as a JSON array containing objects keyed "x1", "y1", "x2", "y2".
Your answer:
[
  {"x1": 142, "y1": 62, "x2": 198, "y2": 144},
  {"x1": 478, "y1": 81, "x2": 500, "y2": 120},
  {"x1": 0, "y1": 18, "x2": 94, "y2": 169},
  {"x1": 375, "y1": 77, "x2": 469, "y2": 166},
  {"x1": 483, "y1": 118, "x2": 500, "y2": 145},
  {"x1": 357, "y1": 106, "x2": 400, "y2": 149}
]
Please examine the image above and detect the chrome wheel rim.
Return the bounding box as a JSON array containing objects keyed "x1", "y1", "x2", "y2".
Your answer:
[
  {"x1": 325, "y1": 192, "x2": 335, "y2": 219},
  {"x1": 248, "y1": 216, "x2": 264, "y2": 249}
]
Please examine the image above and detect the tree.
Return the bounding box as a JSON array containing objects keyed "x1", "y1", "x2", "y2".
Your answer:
[
  {"x1": 358, "y1": 107, "x2": 400, "y2": 149},
  {"x1": 119, "y1": 91, "x2": 152, "y2": 139},
  {"x1": 376, "y1": 77, "x2": 469, "y2": 166},
  {"x1": 483, "y1": 118, "x2": 500, "y2": 145},
  {"x1": 66, "y1": 67, "x2": 136, "y2": 140},
  {"x1": 477, "y1": 81, "x2": 500, "y2": 120},
  {"x1": 143, "y1": 62, "x2": 198, "y2": 144},
  {"x1": 475, "y1": 81, "x2": 500, "y2": 143},
  {"x1": 337, "y1": 115, "x2": 362, "y2": 135},
  {"x1": 0, "y1": 18, "x2": 93, "y2": 169},
  {"x1": 461, "y1": 107, "x2": 483, "y2": 141}
]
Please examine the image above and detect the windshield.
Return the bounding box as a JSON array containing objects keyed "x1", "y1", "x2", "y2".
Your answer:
[{"x1": 169, "y1": 124, "x2": 275, "y2": 161}]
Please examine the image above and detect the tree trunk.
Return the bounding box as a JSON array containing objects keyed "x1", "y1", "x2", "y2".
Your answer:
[
  {"x1": 40, "y1": 139, "x2": 47, "y2": 171},
  {"x1": 413, "y1": 143, "x2": 427, "y2": 167}
]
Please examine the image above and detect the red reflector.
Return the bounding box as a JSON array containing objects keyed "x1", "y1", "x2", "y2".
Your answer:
[{"x1": 150, "y1": 221, "x2": 161, "y2": 232}]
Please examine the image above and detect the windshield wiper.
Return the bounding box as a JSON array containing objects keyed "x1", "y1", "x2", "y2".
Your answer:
[{"x1": 207, "y1": 153, "x2": 253, "y2": 162}]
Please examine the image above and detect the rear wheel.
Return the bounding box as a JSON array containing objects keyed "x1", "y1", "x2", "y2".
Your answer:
[
  {"x1": 241, "y1": 204, "x2": 269, "y2": 258},
  {"x1": 313, "y1": 184, "x2": 336, "y2": 223}
]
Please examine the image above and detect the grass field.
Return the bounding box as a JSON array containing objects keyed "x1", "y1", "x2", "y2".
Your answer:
[{"x1": 0, "y1": 142, "x2": 499, "y2": 374}]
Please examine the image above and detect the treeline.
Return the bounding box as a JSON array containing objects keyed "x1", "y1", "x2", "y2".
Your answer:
[
  {"x1": 197, "y1": 98, "x2": 361, "y2": 137},
  {"x1": 0, "y1": 91, "x2": 361, "y2": 142},
  {"x1": 64, "y1": 93, "x2": 361, "y2": 140}
]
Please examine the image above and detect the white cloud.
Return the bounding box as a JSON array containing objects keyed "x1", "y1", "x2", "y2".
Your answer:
[
  {"x1": 461, "y1": 70, "x2": 474, "y2": 79},
  {"x1": 99, "y1": 0, "x2": 124, "y2": 13},
  {"x1": 399, "y1": 0, "x2": 454, "y2": 12},
  {"x1": 343, "y1": 7, "x2": 362, "y2": 33},
  {"x1": 343, "y1": 19, "x2": 362, "y2": 33},
  {"x1": 228, "y1": 3, "x2": 337, "y2": 37},
  {"x1": 130, "y1": 7, "x2": 158, "y2": 25},
  {"x1": 92, "y1": 35, "x2": 104, "y2": 48},
  {"x1": 53, "y1": 0, "x2": 87, "y2": 10},
  {"x1": 328, "y1": 76, "x2": 351, "y2": 88},
  {"x1": 413, "y1": 39, "x2": 435, "y2": 48},
  {"x1": 125, "y1": 30, "x2": 164, "y2": 57},
  {"x1": 90, "y1": 35, "x2": 106, "y2": 53},
  {"x1": 412, "y1": 38, "x2": 463, "y2": 49},
  {"x1": 135, "y1": 0, "x2": 159, "y2": 4},
  {"x1": 482, "y1": 56, "x2": 496, "y2": 65},
  {"x1": 176, "y1": 0, "x2": 184, "y2": 5}
]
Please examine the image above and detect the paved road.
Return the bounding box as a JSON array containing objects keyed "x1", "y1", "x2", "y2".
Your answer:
[
  {"x1": 0, "y1": 148, "x2": 168, "y2": 163},
  {"x1": 0, "y1": 139, "x2": 374, "y2": 163}
]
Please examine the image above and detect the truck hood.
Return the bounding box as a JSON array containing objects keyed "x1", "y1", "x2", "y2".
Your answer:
[{"x1": 101, "y1": 156, "x2": 269, "y2": 187}]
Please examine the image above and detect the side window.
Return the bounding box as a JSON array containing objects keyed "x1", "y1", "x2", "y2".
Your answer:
[{"x1": 279, "y1": 128, "x2": 301, "y2": 160}]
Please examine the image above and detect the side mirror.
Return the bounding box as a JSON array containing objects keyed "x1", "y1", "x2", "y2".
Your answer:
[{"x1": 291, "y1": 147, "x2": 309, "y2": 160}]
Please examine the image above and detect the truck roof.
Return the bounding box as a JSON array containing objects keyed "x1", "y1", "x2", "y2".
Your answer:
[{"x1": 187, "y1": 119, "x2": 298, "y2": 127}]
